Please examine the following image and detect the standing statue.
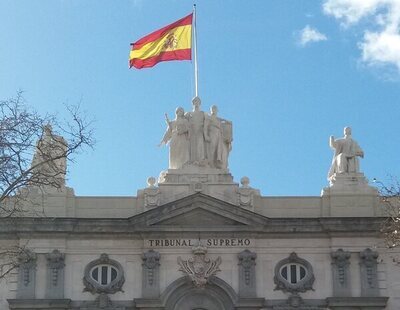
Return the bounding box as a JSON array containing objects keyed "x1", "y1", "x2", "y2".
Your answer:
[
  {"x1": 159, "y1": 97, "x2": 233, "y2": 171},
  {"x1": 185, "y1": 97, "x2": 208, "y2": 166},
  {"x1": 328, "y1": 127, "x2": 364, "y2": 180},
  {"x1": 31, "y1": 124, "x2": 68, "y2": 186},
  {"x1": 205, "y1": 105, "x2": 232, "y2": 169},
  {"x1": 159, "y1": 107, "x2": 190, "y2": 169}
]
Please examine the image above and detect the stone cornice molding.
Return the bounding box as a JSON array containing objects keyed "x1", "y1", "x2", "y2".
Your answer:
[{"x1": 0, "y1": 217, "x2": 384, "y2": 236}]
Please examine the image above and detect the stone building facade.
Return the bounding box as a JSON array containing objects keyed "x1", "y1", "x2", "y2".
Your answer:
[{"x1": 0, "y1": 101, "x2": 398, "y2": 310}]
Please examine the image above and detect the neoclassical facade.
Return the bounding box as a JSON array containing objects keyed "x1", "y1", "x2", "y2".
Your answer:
[{"x1": 0, "y1": 102, "x2": 398, "y2": 310}]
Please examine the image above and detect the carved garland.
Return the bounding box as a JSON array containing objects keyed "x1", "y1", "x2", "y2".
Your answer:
[
  {"x1": 46, "y1": 249, "x2": 65, "y2": 286},
  {"x1": 142, "y1": 249, "x2": 160, "y2": 286},
  {"x1": 18, "y1": 249, "x2": 37, "y2": 286},
  {"x1": 331, "y1": 249, "x2": 350, "y2": 285},
  {"x1": 238, "y1": 249, "x2": 257, "y2": 285},
  {"x1": 360, "y1": 248, "x2": 379, "y2": 288}
]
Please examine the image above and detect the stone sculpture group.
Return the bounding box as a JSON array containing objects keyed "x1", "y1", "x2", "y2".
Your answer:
[
  {"x1": 159, "y1": 97, "x2": 232, "y2": 170},
  {"x1": 158, "y1": 96, "x2": 366, "y2": 184}
]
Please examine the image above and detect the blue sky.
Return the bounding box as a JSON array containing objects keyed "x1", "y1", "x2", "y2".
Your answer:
[{"x1": 1, "y1": 0, "x2": 399, "y2": 196}]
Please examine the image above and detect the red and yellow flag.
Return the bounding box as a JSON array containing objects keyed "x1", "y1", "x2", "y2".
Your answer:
[{"x1": 129, "y1": 14, "x2": 193, "y2": 69}]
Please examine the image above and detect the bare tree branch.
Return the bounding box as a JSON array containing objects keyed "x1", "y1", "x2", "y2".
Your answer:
[
  {"x1": 0, "y1": 91, "x2": 94, "y2": 279},
  {"x1": 374, "y1": 177, "x2": 400, "y2": 248}
]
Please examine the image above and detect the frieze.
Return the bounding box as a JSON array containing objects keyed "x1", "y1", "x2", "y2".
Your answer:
[{"x1": 146, "y1": 238, "x2": 252, "y2": 247}]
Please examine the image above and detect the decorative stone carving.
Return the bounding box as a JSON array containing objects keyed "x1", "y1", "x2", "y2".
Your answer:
[
  {"x1": 83, "y1": 253, "x2": 125, "y2": 295},
  {"x1": 236, "y1": 176, "x2": 258, "y2": 209},
  {"x1": 160, "y1": 97, "x2": 233, "y2": 170},
  {"x1": 238, "y1": 249, "x2": 257, "y2": 297},
  {"x1": 142, "y1": 250, "x2": 160, "y2": 298},
  {"x1": 177, "y1": 243, "x2": 221, "y2": 288},
  {"x1": 185, "y1": 97, "x2": 208, "y2": 167},
  {"x1": 96, "y1": 293, "x2": 112, "y2": 309},
  {"x1": 359, "y1": 248, "x2": 379, "y2": 296},
  {"x1": 205, "y1": 105, "x2": 232, "y2": 169},
  {"x1": 143, "y1": 177, "x2": 160, "y2": 208},
  {"x1": 46, "y1": 249, "x2": 65, "y2": 298},
  {"x1": 16, "y1": 249, "x2": 37, "y2": 299},
  {"x1": 159, "y1": 107, "x2": 190, "y2": 169},
  {"x1": 328, "y1": 127, "x2": 364, "y2": 182},
  {"x1": 274, "y1": 252, "x2": 315, "y2": 294},
  {"x1": 331, "y1": 249, "x2": 351, "y2": 297},
  {"x1": 31, "y1": 124, "x2": 68, "y2": 187}
]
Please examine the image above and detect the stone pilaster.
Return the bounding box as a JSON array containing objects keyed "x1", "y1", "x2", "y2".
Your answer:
[
  {"x1": 142, "y1": 250, "x2": 160, "y2": 298},
  {"x1": 16, "y1": 249, "x2": 37, "y2": 299},
  {"x1": 238, "y1": 249, "x2": 257, "y2": 297},
  {"x1": 331, "y1": 249, "x2": 351, "y2": 297},
  {"x1": 359, "y1": 248, "x2": 379, "y2": 297},
  {"x1": 45, "y1": 249, "x2": 65, "y2": 299}
]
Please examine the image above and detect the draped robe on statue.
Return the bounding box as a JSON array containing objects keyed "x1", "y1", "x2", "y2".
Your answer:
[
  {"x1": 328, "y1": 136, "x2": 363, "y2": 180},
  {"x1": 161, "y1": 117, "x2": 190, "y2": 169}
]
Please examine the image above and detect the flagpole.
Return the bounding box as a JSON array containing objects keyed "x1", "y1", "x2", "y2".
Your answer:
[{"x1": 193, "y1": 4, "x2": 199, "y2": 97}]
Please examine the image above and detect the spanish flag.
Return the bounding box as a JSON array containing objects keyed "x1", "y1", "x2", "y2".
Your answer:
[{"x1": 129, "y1": 14, "x2": 193, "y2": 69}]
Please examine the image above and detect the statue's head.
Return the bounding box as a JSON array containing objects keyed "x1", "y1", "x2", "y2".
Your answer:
[
  {"x1": 147, "y1": 177, "x2": 157, "y2": 187},
  {"x1": 210, "y1": 105, "x2": 218, "y2": 115},
  {"x1": 240, "y1": 176, "x2": 250, "y2": 187},
  {"x1": 344, "y1": 126, "x2": 352, "y2": 136},
  {"x1": 192, "y1": 96, "x2": 201, "y2": 110},
  {"x1": 175, "y1": 107, "x2": 184, "y2": 117},
  {"x1": 44, "y1": 124, "x2": 52, "y2": 135}
]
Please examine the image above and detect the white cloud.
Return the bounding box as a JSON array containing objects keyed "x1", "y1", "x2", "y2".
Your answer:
[
  {"x1": 299, "y1": 25, "x2": 328, "y2": 46},
  {"x1": 324, "y1": 0, "x2": 400, "y2": 71},
  {"x1": 323, "y1": 0, "x2": 384, "y2": 25}
]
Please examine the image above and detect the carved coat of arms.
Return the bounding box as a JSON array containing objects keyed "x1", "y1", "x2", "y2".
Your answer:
[{"x1": 177, "y1": 244, "x2": 221, "y2": 288}]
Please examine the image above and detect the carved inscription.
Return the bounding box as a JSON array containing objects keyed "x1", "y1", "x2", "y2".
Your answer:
[{"x1": 146, "y1": 238, "x2": 251, "y2": 247}]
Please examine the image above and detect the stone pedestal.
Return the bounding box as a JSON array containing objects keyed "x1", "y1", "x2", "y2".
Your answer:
[
  {"x1": 155, "y1": 167, "x2": 239, "y2": 205},
  {"x1": 324, "y1": 173, "x2": 377, "y2": 194},
  {"x1": 159, "y1": 167, "x2": 234, "y2": 184},
  {"x1": 19, "y1": 185, "x2": 75, "y2": 217},
  {"x1": 321, "y1": 173, "x2": 379, "y2": 217}
]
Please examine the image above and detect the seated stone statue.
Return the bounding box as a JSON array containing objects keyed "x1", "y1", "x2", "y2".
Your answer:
[{"x1": 328, "y1": 127, "x2": 364, "y2": 181}]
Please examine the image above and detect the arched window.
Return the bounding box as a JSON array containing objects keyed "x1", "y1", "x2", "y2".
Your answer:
[
  {"x1": 83, "y1": 254, "x2": 124, "y2": 294},
  {"x1": 90, "y1": 264, "x2": 119, "y2": 286},
  {"x1": 279, "y1": 263, "x2": 307, "y2": 284},
  {"x1": 274, "y1": 252, "x2": 315, "y2": 293}
]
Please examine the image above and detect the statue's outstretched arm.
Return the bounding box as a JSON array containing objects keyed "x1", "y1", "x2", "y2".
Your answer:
[{"x1": 329, "y1": 136, "x2": 336, "y2": 149}]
